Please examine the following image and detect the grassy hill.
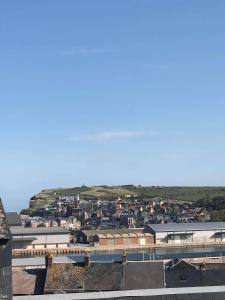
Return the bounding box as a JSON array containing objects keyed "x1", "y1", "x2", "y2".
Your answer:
[{"x1": 26, "y1": 185, "x2": 225, "y2": 213}]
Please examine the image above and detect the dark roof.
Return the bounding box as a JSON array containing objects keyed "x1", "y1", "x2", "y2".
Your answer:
[
  {"x1": 6, "y1": 212, "x2": 22, "y2": 227},
  {"x1": 165, "y1": 260, "x2": 225, "y2": 288},
  {"x1": 170, "y1": 260, "x2": 197, "y2": 271},
  {"x1": 122, "y1": 261, "x2": 164, "y2": 290},
  {"x1": 85, "y1": 263, "x2": 122, "y2": 291},
  {"x1": 10, "y1": 226, "x2": 69, "y2": 235},
  {"x1": 44, "y1": 263, "x2": 86, "y2": 292},
  {"x1": 0, "y1": 198, "x2": 11, "y2": 239},
  {"x1": 12, "y1": 267, "x2": 46, "y2": 295},
  {"x1": 146, "y1": 222, "x2": 225, "y2": 233},
  {"x1": 44, "y1": 261, "x2": 164, "y2": 293}
]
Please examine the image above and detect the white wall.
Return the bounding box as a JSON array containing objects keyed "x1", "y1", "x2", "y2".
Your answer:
[
  {"x1": 155, "y1": 230, "x2": 221, "y2": 244},
  {"x1": 14, "y1": 233, "x2": 70, "y2": 249}
]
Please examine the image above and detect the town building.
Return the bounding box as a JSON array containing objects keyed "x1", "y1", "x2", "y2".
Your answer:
[
  {"x1": 10, "y1": 226, "x2": 70, "y2": 250},
  {"x1": 144, "y1": 222, "x2": 225, "y2": 245},
  {"x1": 44, "y1": 258, "x2": 164, "y2": 293},
  {"x1": 0, "y1": 199, "x2": 12, "y2": 300},
  {"x1": 165, "y1": 259, "x2": 225, "y2": 288}
]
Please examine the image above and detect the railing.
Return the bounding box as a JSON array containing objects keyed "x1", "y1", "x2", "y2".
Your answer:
[{"x1": 12, "y1": 240, "x2": 225, "y2": 257}]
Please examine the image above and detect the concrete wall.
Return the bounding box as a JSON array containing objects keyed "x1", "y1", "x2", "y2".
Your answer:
[
  {"x1": 97, "y1": 236, "x2": 154, "y2": 247},
  {"x1": 0, "y1": 239, "x2": 12, "y2": 300},
  {"x1": 13, "y1": 233, "x2": 70, "y2": 250},
  {"x1": 155, "y1": 230, "x2": 223, "y2": 245}
]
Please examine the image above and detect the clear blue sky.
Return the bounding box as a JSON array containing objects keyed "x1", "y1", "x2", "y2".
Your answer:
[{"x1": 1, "y1": 0, "x2": 225, "y2": 211}]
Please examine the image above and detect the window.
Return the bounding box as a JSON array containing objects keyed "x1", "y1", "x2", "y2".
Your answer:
[{"x1": 180, "y1": 273, "x2": 188, "y2": 281}]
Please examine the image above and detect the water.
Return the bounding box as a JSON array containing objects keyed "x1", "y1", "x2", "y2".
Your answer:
[{"x1": 68, "y1": 245, "x2": 225, "y2": 262}]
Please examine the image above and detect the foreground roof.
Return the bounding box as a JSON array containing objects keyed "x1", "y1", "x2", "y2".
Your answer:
[
  {"x1": 146, "y1": 222, "x2": 225, "y2": 233},
  {"x1": 13, "y1": 267, "x2": 46, "y2": 295},
  {"x1": 0, "y1": 198, "x2": 11, "y2": 239},
  {"x1": 44, "y1": 261, "x2": 164, "y2": 293}
]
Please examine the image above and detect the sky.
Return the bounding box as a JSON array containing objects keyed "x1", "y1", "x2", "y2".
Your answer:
[{"x1": 0, "y1": 0, "x2": 225, "y2": 211}]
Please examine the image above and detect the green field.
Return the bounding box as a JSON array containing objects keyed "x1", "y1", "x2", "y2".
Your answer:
[{"x1": 26, "y1": 185, "x2": 225, "y2": 212}]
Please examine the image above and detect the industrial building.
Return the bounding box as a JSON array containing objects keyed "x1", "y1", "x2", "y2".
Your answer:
[
  {"x1": 145, "y1": 222, "x2": 225, "y2": 245},
  {"x1": 76, "y1": 228, "x2": 146, "y2": 245},
  {"x1": 0, "y1": 199, "x2": 12, "y2": 300},
  {"x1": 10, "y1": 226, "x2": 70, "y2": 250},
  {"x1": 93, "y1": 232, "x2": 153, "y2": 247}
]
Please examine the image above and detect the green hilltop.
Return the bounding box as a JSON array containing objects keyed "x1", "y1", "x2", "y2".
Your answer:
[{"x1": 25, "y1": 185, "x2": 225, "y2": 213}]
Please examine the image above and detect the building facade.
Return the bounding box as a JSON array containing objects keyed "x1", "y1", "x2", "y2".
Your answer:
[
  {"x1": 0, "y1": 199, "x2": 12, "y2": 300},
  {"x1": 93, "y1": 232, "x2": 154, "y2": 247},
  {"x1": 145, "y1": 222, "x2": 225, "y2": 245},
  {"x1": 10, "y1": 227, "x2": 70, "y2": 250}
]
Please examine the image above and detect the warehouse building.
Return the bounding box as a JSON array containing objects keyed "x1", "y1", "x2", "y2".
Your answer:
[
  {"x1": 76, "y1": 228, "x2": 149, "y2": 246},
  {"x1": 10, "y1": 226, "x2": 70, "y2": 250},
  {"x1": 93, "y1": 232, "x2": 153, "y2": 247},
  {"x1": 144, "y1": 222, "x2": 225, "y2": 245},
  {"x1": 0, "y1": 198, "x2": 12, "y2": 300}
]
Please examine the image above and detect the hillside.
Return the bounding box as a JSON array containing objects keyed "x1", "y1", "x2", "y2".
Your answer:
[{"x1": 24, "y1": 185, "x2": 225, "y2": 213}]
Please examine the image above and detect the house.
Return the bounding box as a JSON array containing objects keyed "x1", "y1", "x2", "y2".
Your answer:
[
  {"x1": 144, "y1": 222, "x2": 225, "y2": 245},
  {"x1": 0, "y1": 198, "x2": 12, "y2": 300},
  {"x1": 10, "y1": 226, "x2": 70, "y2": 250},
  {"x1": 165, "y1": 259, "x2": 225, "y2": 288},
  {"x1": 44, "y1": 257, "x2": 164, "y2": 293}
]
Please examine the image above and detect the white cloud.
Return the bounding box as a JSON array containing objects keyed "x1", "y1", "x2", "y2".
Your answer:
[
  {"x1": 68, "y1": 130, "x2": 183, "y2": 142},
  {"x1": 62, "y1": 46, "x2": 118, "y2": 56},
  {"x1": 69, "y1": 130, "x2": 147, "y2": 141}
]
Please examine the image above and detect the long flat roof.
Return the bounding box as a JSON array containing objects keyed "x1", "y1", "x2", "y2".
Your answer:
[
  {"x1": 81, "y1": 228, "x2": 144, "y2": 235},
  {"x1": 10, "y1": 226, "x2": 69, "y2": 235},
  {"x1": 146, "y1": 222, "x2": 225, "y2": 233}
]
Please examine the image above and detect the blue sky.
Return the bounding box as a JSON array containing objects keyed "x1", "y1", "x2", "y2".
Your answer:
[{"x1": 0, "y1": 0, "x2": 225, "y2": 211}]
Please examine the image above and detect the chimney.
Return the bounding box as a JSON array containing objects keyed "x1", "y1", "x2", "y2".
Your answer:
[
  {"x1": 122, "y1": 251, "x2": 127, "y2": 265},
  {"x1": 45, "y1": 252, "x2": 53, "y2": 268},
  {"x1": 84, "y1": 253, "x2": 90, "y2": 267}
]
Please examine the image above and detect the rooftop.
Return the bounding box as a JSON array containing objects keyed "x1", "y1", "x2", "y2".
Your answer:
[
  {"x1": 10, "y1": 226, "x2": 69, "y2": 235},
  {"x1": 6, "y1": 212, "x2": 22, "y2": 227},
  {"x1": 13, "y1": 266, "x2": 46, "y2": 295},
  {"x1": 81, "y1": 228, "x2": 144, "y2": 236},
  {"x1": 95, "y1": 232, "x2": 152, "y2": 239},
  {"x1": 44, "y1": 261, "x2": 164, "y2": 293},
  {"x1": 146, "y1": 222, "x2": 225, "y2": 233}
]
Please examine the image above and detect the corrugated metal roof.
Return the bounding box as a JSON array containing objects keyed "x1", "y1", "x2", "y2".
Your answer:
[
  {"x1": 82, "y1": 228, "x2": 144, "y2": 236},
  {"x1": 146, "y1": 222, "x2": 225, "y2": 233},
  {"x1": 10, "y1": 226, "x2": 69, "y2": 235},
  {"x1": 128, "y1": 233, "x2": 138, "y2": 237}
]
